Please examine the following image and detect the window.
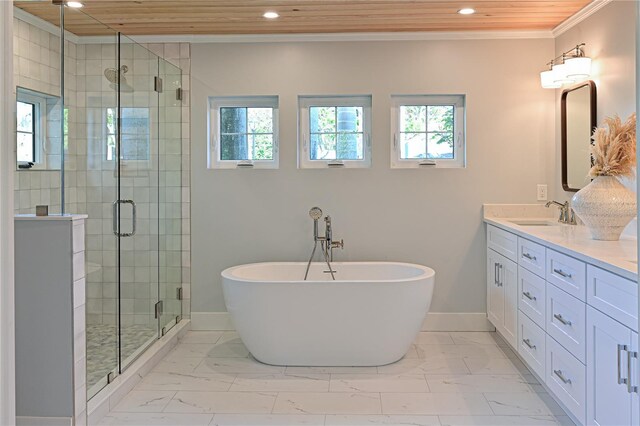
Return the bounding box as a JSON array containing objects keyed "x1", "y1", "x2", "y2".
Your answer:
[
  {"x1": 16, "y1": 88, "x2": 49, "y2": 169},
  {"x1": 106, "y1": 107, "x2": 151, "y2": 163},
  {"x1": 299, "y1": 96, "x2": 372, "y2": 168},
  {"x1": 391, "y1": 95, "x2": 466, "y2": 168},
  {"x1": 209, "y1": 96, "x2": 279, "y2": 169}
]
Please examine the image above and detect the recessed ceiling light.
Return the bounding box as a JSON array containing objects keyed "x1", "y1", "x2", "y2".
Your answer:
[
  {"x1": 66, "y1": 1, "x2": 84, "y2": 8},
  {"x1": 458, "y1": 8, "x2": 475, "y2": 15},
  {"x1": 263, "y1": 11, "x2": 279, "y2": 19}
]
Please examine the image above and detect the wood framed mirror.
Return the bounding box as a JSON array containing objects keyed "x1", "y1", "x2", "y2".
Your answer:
[{"x1": 561, "y1": 80, "x2": 597, "y2": 192}]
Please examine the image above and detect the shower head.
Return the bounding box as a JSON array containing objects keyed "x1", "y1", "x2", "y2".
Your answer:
[
  {"x1": 309, "y1": 207, "x2": 323, "y2": 220},
  {"x1": 104, "y1": 65, "x2": 129, "y2": 84}
]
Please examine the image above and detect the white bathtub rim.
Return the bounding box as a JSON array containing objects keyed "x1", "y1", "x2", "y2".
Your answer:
[{"x1": 221, "y1": 261, "x2": 435, "y2": 283}]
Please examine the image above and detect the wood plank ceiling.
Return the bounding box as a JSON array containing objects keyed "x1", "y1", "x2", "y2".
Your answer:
[{"x1": 14, "y1": 0, "x2": 593, "y2": 36}]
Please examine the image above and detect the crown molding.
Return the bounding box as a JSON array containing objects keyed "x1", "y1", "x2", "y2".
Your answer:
[
  {"x1": 13, "y1": 7, "x2": 80, "y2": 44},
  {"x1": 552, "y1": 0, "x2": 613, "y2": 38}
]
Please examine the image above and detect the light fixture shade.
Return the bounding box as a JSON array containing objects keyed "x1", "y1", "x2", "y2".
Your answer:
[
  {"x1": 552, "y1": 63, "x2": 575, "y2": 84},
  {"x1": 564, "y1": 56, "x2": 592, "y2": 78},
  {"x1": 540, "y1": 69, "x2": 562, "y2": 89}
]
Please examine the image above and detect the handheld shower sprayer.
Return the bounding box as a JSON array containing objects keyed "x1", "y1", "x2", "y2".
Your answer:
[{"x1": 309, "y1": 207, "x2": 323, "y2": 240}]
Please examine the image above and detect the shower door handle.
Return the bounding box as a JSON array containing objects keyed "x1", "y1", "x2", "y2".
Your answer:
[{"x1": 112, "y1": 199, "x2": 137, "y2": 237}]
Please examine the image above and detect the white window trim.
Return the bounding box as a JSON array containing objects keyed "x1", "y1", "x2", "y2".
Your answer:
[
  {"x1": 390, "y1": 94, "x2": 466, "y2": 169},
  {"x1": 16, "y1": 90, "x2": 47, "y2": 170},
  {"x1": 208, "y1": 96, "x2": 279, "y2": 169},
  {"x1": 298, "y1": 95, "x2": 372, "y2": 169}
]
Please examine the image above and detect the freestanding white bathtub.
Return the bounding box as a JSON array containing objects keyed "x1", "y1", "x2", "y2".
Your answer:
[{"x1": 221, "y1": 262, "x2": 435, "y2": 366}]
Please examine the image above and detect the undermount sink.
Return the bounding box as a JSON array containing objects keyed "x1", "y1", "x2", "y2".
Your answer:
[{"x1": 508, "y1": 219, "x2": 559, "y2": 227}]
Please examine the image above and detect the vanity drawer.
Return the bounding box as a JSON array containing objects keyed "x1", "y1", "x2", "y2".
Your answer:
[
  {"x1": 587, "y1": 265, "x2": 638, "y2": 332},
  {"x1": 546, "y1": 249, "x2": 586, "y2": 301},
  {"x1": 517, "y1": 237, "x2": 546, "y2": 278},
  {"x1": 518, "y1": 266, "x2": 546, "y2": 329},
  {"x1": 547, "y1": 283, "x2": 586, "y2": 363},
  {"x1": 546, "y1": 335, "x2": 586, "y2": 425},
  {"x1": 487, "y1": 225, "x2": 518, "y2": 262},
  {"x1": 518, "y1": 310, "x2": 546, "y2": 378}
]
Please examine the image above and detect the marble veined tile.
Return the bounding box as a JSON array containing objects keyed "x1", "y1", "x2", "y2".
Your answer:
[
  {"x1": 329, "y1": 374, "x2": 429, "y2": 393},
  {"x1": 439, "y1": 415, "x2": 561, "y2": 425},
  {"x1": 179, "y1": 331, "x2": 223, "y2": 344},
  {"x1": 377, "y1": 357, "x2": 470, "y2": 375},
  {"x1": 195, "y1": 357, "x2": 285, "y2": 374},
  {"x1": 484, "y1": 392, "x2": 566, "y2": 416},
  {"x1": 426, "y1": 374, "x2": 541, "y2": 393},
  {"x1": 464, "y1": 358, "x2": 527, "y2": 375},
  {"x1": 211, "y1": 414, "x2": 325, "y2": 425},
  {"x1": 206, "y1": 342, "x2": 250, "y2": 358},
  {"x1": 111, "y1": 390, "x2": 176, "y2": 413},
  {"x1": 450, "y1": 332, "x2": 508, "y2": 346},
  {"x1": 230, "y1": 373, "x2": 330, "y2": 392},
  {"x1": 164, "y1": 343, "x2": 218, "y2": 360},
  {"x1": 98, "y1": 412, "x2": 213, "y2": 425},
  {"x1": 152, "y1": 357, "x2": 202, "y2": 374},
  {"x1": 135, "y1": 371, "x2": 235, "y2": 392},
  {"x1": 272, "y1": 392, "x2": 382, "y2": 415},
  {"x1": 325, "y1": 414, "x2": 441, "y2": 425},
  {"x1": 285, "y1": 365, "x2": 378, "y2": 375},
  {"x1": 414, "y1": 332, "x2": 455, "y2": 345},
  {"x1": 415, "y1": 344, "x2": 514, "y2": 360},
  {"x1": 381, "y1": 393, "x2": 493, "y2": 415},
  {"x1": 163, "y1": 391, "x2": 277, "y2": 414}
]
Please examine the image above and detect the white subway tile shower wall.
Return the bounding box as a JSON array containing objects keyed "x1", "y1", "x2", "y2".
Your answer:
[{"x1": 13, "y1": 22, "x2": 191, "y2": 328}]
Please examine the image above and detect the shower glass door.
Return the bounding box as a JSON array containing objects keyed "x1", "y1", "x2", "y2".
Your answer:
[
  {"x1": 117, "y1": 35, "x2": 162, "y2": 372},
  {"x1": 158, "y1": 58, "x2": 182, "y2": 335}
]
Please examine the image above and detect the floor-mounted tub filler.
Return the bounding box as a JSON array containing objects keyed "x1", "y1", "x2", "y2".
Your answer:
[{"x1": 222, "y1": 261, "x2": 435, "y2": 366}]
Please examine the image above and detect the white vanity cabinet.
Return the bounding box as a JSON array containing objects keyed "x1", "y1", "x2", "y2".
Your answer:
[
  {"x1": 487, "y1": 233, "x2": 518, "y2": 348},
  {"x1": 485, "y1": 222, "x2": 639, "y2": 426}
]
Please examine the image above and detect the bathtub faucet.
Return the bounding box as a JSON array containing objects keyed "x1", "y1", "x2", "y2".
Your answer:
[{"x1": 304, "y1": 207, "x2": 343, "y2": 280}]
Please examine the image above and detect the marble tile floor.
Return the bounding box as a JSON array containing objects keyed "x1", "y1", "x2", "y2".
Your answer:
[{"x1": 98, "y1": 331, "x2": 574, "y2": 426}]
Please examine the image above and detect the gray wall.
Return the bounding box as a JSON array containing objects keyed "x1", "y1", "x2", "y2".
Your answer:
[
  {"x1": 555, "y1": 0, "x2": 637, "y2": 198},
  {"x1": 190, "y1": 38, "x2": 556, "y2": 315}
]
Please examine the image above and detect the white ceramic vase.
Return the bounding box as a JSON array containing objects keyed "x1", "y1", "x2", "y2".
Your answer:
[{"x1": 571, "y1": 175, "x2": 637, "y2": 241}]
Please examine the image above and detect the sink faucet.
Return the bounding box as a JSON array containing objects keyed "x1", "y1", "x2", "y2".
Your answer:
[{"x1": 545, "y1": 201, "x2": 577, "y2": 225}]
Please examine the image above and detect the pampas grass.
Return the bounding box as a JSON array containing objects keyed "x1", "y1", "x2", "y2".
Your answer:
[{"x1": 590, "y1": 113, "x2": 637, "y2": 177}]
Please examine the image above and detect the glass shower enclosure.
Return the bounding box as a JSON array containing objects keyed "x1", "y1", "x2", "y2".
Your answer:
[{"x1": 12, "y1": 1, "x2": 183, "y2": 399}]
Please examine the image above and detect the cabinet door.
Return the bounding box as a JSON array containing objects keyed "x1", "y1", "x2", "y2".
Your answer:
[
  {"x1": 487, "y1": 249, "x2": 504, "y2": 330},
  {"x1": 501, "y1": 256, "x2": 518, "y2": 348},
  {"x1": 586, "y1": 306, "x2": 634, "y2": 426}
]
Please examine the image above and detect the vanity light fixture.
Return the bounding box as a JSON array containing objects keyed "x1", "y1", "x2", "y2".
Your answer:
[
  {"x1": 458, "y1": 8, "x2": 476, "y2": 15},
  {"x1": 263, "y1": 11, "x2": 279, "y2": 19},
  {"x1": 66, "y1": 1, "x2": 83, "y2": 8},
  {"x1": 540, "y1": 43, "x2": 591, "y2": 89}
]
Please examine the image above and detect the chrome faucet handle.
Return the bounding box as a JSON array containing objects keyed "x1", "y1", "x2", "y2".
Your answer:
[{"x1": 332, "y1": 239, "x2": 344, "y2": 249}]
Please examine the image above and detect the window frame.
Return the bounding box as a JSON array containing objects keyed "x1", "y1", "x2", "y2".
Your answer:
[
  {"x1": 208, "y1": 96, "x2": 279, "y2": 169},
  {"x1": 298, "y1": 95, "x2": 372, "y2": 169},
  {"x1": 16, "y1": 90, "x2": 47, "y2": 170},
  {"x1": 390, "y1": 94, "x2": 466, "y2": 169}
]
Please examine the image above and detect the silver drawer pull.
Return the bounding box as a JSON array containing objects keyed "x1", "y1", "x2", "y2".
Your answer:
[
  {"x1": 522, "y1": 338, "x2": 536, "y2": 350},
  {"x1": 522, "y1": 252, "x2": 537, "y2": 261},
  {"x1": 618, "y1": 344, "x2": 629, "y2": 385},
  {"x1": 628, "y1": 350, "x2": 638, "y2": 394},
  {"x1": 522, "y1": 291, "x2": 537, "y2": 301},
  {"x1": 553, "y1": 268, "x2": 572, "y2": 279},
  {"x1": 554, "y1": 369, "x2": 572, "y2": 385},
  {"x1": 554, "y1": 313, "x2": 572, "y2": 326}
]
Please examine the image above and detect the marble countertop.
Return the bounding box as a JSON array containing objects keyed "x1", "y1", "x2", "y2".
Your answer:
[{"x1": 483, "y1": 205, "x2": 637, "y2": 282}]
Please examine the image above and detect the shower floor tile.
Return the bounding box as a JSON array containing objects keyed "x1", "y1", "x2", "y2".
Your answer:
[
  {"x1": 98, "y1": 332, "x2": 574, "y2": 425},
  {"x1": 87, "y1": 323, "x2": 157, "y2": 389}
]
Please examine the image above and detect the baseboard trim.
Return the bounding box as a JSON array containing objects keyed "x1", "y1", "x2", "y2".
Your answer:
[
  {"x1": 16, "y1": 417, "x2": 72, "y2": 426},
  {"x1": 191, "y1": 312, "x2": 494, "y2": 332}
]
